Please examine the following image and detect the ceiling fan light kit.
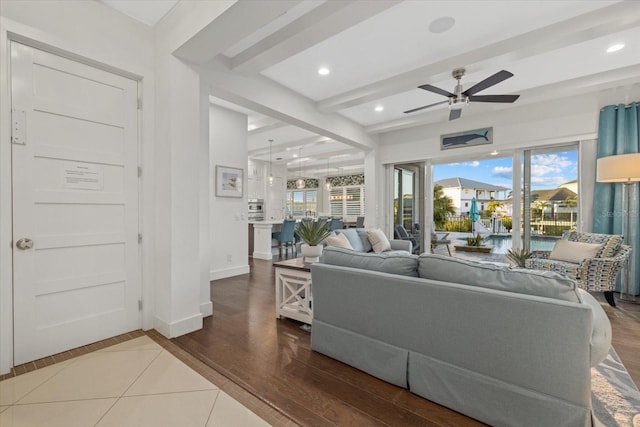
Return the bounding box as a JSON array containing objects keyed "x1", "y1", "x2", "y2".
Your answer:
[{"x1": 405, "y1": 68, "x2": 520, "y2": 120}]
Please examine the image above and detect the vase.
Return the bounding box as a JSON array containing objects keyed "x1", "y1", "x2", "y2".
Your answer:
[{"x1": 301, "y1": 244, "x2": 323, "y2": 263}]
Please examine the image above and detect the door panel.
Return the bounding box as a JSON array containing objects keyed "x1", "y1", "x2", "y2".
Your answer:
[{"x1": 11, "y1": 42, "x2": 140, "y2": 365}]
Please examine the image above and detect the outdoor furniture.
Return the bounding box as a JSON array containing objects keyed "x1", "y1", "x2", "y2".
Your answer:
[
  {"x1": 525, "y1": 231, "x2": 631, "y2": 307},
  {"x1": 395, "y1": 224, "x2": 420, "y2": 254},
  {"x1": 355, "y1": 216, "x2": 365, "y2": 228},
  {"x1": 431, "y1": 230, "x2": 452, "y2": 255}
]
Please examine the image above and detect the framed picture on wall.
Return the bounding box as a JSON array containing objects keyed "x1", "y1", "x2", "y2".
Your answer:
[{"x1": 215, "y1": 165, "x2": 243, "y2": 198}]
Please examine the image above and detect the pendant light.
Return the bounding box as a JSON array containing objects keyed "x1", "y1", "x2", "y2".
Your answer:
[
  {"x1": 268, "y1": 139, "x2": 274, "y2": 186},
  {"x1": 325, "y1": 157, "x2": 332, "y2": 191},
  {"x1": 295, "y1": 147, "x2": 305, "y2": 189}
]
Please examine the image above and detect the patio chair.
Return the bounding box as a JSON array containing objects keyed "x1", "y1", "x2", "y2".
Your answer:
[
  {"x1": 395, "y1": 224, "x2": 420, "y2": 254},
  {"x1": 525, "y1": 231, "x2": 631, "y2": 307},
  {"x1": 431, "y1": 228, "x2": 452, "y2": 256},
  {"x1": 356, "y1": 216, "x2": 365, "y2": 228}
]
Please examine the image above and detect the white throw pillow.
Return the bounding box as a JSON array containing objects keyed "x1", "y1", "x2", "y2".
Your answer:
[
  {"x1": 549, "y1": 240, "x2": 602, "y2": 263},
  {"x1": 367, "y1": 228, "x2": 392, "y2": 253},
  {"x1": 325, "y1": 232, "x2": 353, "y2": 250}
]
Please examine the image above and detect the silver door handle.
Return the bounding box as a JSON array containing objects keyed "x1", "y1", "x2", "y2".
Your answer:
[{"x1": 16, "y1": 238, "x2": 33, "y2": 250}]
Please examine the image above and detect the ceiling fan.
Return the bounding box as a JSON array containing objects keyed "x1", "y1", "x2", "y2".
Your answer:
[{"x1": 404, "y1": 68, "x2": 520, "y2": 120}]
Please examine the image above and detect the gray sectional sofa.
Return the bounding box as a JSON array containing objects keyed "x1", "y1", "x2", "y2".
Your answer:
[{"x1": 311, "y1": 247, "x2": 612, "y2": 427}]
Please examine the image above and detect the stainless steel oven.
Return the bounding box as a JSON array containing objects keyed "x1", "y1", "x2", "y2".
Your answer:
[{"x1": 248, "y1": 198, "x2": 264, "y2": 221}]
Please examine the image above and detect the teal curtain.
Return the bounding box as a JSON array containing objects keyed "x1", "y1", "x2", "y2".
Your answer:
[{"x1": 593, "y1": 102, "x2": 639, "y2": 295}]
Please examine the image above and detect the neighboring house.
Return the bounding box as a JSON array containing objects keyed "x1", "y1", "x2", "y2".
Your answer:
[
  {"x1": 501, "y1": 185, "x2": 578, "y2": 220},
  {"x1": 530, "y1": 187, "x2": 578, "y2": 220},
  {"x1": 435, "y1": 178, "x2": 509, "y2": 216}
]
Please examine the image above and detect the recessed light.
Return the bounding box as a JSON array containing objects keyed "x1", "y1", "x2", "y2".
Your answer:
[
  {"x1": 318, "y1": 67, "x2": 330, "y2": 76},
  {"x1": 374, "y1": 105, "x2": 384, "y2": 112},
  {"x1": 293, "y1": 154, "x2": 298, "y2": 158},
  {"x1": 606, "y1": 43, "x2": 624, "y2": 53},
  {"x1": 490, "y1": 150, "x2": 499, "y2": 156},
  {"x1": 429, "y1": 16, "x2": 455, "y2": 34}
]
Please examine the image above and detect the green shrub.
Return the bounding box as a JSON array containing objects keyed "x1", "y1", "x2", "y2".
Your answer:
[
  {"x1": 501, "y1": 217, "x2": 512, "y2": 232},
  {"x1": 444, "y1": 218, "x2": 472, "y2": 232}
]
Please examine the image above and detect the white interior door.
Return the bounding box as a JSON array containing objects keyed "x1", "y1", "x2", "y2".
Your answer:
[{"x1": 11, "y1": 42, "x2": 140, "y2": 365}]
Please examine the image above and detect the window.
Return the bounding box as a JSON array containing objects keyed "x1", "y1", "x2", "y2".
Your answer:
[
  {"x1": 286, "y1": 189, "x2": 317, "y2": 217},
  {"x1": 329, "y1": 185, "x2": 364, "y2": 220}
]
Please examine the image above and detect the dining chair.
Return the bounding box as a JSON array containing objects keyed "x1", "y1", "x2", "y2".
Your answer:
[{"x1": 273, "y1": 219, "x2": 297, "y2": 258}]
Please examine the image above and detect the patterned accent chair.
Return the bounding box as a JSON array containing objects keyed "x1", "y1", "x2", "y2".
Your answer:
[{"x1": 525, "y1": 231, "x2": 631, "y2": 307}]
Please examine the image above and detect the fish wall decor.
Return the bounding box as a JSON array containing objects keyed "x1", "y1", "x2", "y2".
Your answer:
[{"x1": 441, "y1": 127, "x2": 493, "y2": 150}]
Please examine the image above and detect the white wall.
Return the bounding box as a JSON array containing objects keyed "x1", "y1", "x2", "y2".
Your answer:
[{"x1": 209, "y1": 104, "x2": 250, "y2": 280}]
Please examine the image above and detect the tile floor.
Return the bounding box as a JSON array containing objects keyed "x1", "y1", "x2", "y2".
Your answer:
[{"x1": 0, "y1": 336, "x2": 271, "y2": 427}]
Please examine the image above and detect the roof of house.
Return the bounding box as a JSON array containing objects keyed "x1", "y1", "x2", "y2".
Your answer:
[
  {"x1": 530, "y1": 187, "x2": 577, "y2": 202},
  {"x1": 435, "y1": 177, "x2": 509, "y2": 191}
]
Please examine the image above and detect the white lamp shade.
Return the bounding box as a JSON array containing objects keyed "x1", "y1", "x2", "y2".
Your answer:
[{"x1": 596, "y1": 153, "x2": 640, "y2": 182}]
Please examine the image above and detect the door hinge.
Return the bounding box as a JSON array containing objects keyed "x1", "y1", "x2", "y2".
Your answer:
[
  {"x1": 138, "y1": 299, "x2": 143, "y2": 311},
  {"x1": 137, "y1": 98, "x2": 142, "y2": 110},
  {"x1": 138, "y1": 233, "x2": 142, "y2": 244},
  {"x1": 137, "y1": 166, "x2": 142, "y2": 177}
]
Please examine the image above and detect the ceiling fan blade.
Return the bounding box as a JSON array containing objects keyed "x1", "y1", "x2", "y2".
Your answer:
[
  {"x1": 449, "y1": 108, "x2": 462, "y2": 120},
  {"x1": 403, "y1": 100, "x2": 448, "y2": 114},
  {"x1": 462, "y1": 70, "x2": 513, "y2": 96},
  {"x1": 418, "y1": 84, "x2": 455, "y2": 98},
  {"x1": 468, "y1": 94, "x2": 520, "y2": 103}
]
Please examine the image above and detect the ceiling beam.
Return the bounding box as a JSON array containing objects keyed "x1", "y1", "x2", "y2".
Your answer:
[
  {"x1": 200, "y1": 58, "x2": 377, "y2": 151},
  {"x1": 174, "y1": 0, "x2": 302, "y2": 64},
  {"x1": 317, "y1": 1, "x2": 640, "y2": 113},
  {"x1": 230, "y1": 0, "x2": 401, "y2": 74}
]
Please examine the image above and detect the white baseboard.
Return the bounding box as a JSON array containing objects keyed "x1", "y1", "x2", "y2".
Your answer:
[
  {"x1": 252, "y1": 251, "x2": 273, "y2": 260},
  {"x1": 200, "y1": 300, "x2": 213, "y2": 317},
  {"x1": 209, "y1": 264, "x2": 250, "y2": 281},
  {"x1": 153, "y1": 312, "x2": 202, "y2": 338}
]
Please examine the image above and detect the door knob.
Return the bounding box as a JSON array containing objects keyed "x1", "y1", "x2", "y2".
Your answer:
[{"x1": 16, "y1": 238, "x2": 33, "y2": 250}]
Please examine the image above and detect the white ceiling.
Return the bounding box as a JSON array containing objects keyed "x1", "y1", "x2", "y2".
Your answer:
[{"x1": 101, "y1": 0, "x2": 640, "y2": 176}]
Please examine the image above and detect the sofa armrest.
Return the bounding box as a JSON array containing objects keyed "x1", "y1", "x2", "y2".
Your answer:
[
  {"x1": 390, "y1": 239, "x2": 412, "y2": 253},
  {"x1": 576, "y1": 245, "x2": 632, "y2": 291}
]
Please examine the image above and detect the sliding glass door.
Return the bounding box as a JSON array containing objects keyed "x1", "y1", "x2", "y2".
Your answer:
[
  {"x1": 394, "y1": 163, "x2": 425, "y2": 246},
  {"x1": 521, "y1": 144, "x2": 579, "y2": 251}
]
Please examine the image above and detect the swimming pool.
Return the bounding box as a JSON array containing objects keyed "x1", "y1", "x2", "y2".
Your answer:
[{"x1": 483, "y1": 235, "x2": 559, "y2": 254}]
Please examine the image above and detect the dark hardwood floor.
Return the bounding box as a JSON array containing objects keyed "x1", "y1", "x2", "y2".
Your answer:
[{"x1": 173, "y1": 256, "x2": 640, "y2": 426}]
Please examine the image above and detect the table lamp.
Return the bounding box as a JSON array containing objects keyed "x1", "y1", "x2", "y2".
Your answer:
[{"x1": 597, "y1": 152, "x2": 640, "y2": 301}]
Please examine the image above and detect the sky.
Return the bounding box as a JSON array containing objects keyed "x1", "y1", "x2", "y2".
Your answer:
[{"x1": 433, "y1": 150, "x2": 578, "y2": 190}]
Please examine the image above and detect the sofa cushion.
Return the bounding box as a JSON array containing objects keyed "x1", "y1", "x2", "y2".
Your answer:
[
  {"x1": 356, "y1": 229, "x2": 373, "y2": 252},
  {"x1": 367, "y1": 229, "x2": 391, "y2": 253},
  {"x1": 325, "y1": 232, "x2": 353, "y2": 250},
  {"x1": 565, "y1": 231, "x2": 623, "y2": 258},
  {"x1": 335, "y1": 228, "x2": 365, "y2": 252},
  {"x1": 322, "y1": 246, "x2": 418, "y2": 277},
  {"x1": 418, "y1": 254, "x2": 581, "y2": 303},
  {"x1": 549, "y1": 240, "x2": 602, "y2": 263}
]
